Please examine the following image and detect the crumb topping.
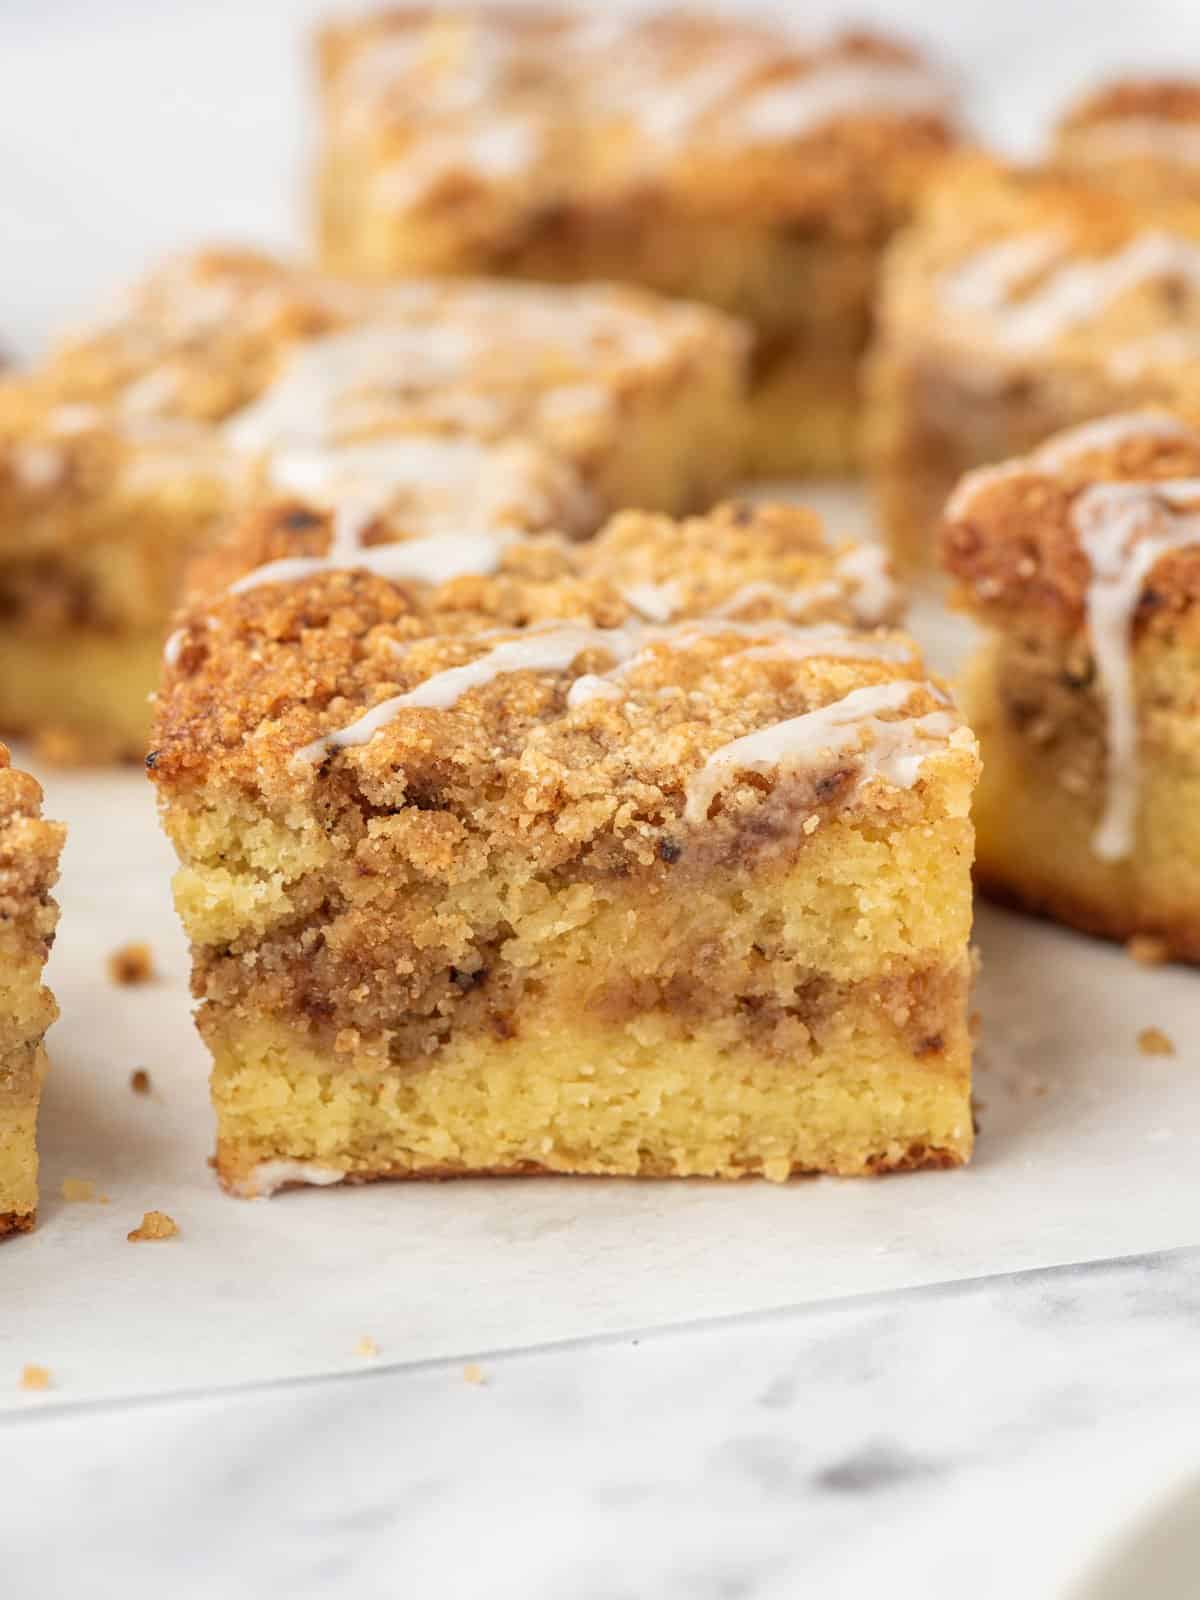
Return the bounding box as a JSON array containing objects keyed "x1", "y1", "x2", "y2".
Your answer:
[
  {"x1": 19, "y1": 1365, "x2": 50, "y2": 1391},
  {"x1": 154, "y1": 501, "x2": 941, "y2": 842},
  {"x1": 1138, "y1": 1026, "x2": 1176, "y2": 1056},
  {"x1": 943, "y1": 410, "x2": 1200, "y2": 630}
]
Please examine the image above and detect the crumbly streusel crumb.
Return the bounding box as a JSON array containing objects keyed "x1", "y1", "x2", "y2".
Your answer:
[
  {"x1": 1127, "y1": 935, "x2": 1170, "y2": 967},
  {"x1": 108, "y1": 941, "x2": 156, "y2": 985},
  {"x1": 462, "y1": 1363, "x2": 486, "y2": 1386},
  {"x1": 355, "y1": 1335, "x2": 380, "y2": 1360},
  {"x1": 1138, "y1": 1027, "x2": 1176, "y2": 1057},
  {"x1": 130, "y1": 1068, "x2": 152, "y2": 1094},
  {"x1": 127, "y1": 1210, "x2": 179, "y2": 1242},
  {"x1": 19, "y1": 1365, "x2": 50, "y2": 1391}
]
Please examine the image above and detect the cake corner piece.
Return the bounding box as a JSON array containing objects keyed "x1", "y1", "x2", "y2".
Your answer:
[{"x1": 942, "y1": 408, "x2": 1200, "y2": 959}]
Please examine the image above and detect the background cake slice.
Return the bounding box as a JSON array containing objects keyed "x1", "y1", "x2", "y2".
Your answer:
[
  {"x1": 0, "y1": 250, "x2": 746, "y2": 762},
  {"x1": 315, "y1": 7, "x2": 961, "y2": 474},
  {"x1": 943, "y1": 409, "x2": 1200, "y2": 958},
  {"x1": 865, "y1": 155, "x2": 1200, "y2": 571},
  {"x1": 151, "y1": 500, "x2": 976, "y2": 1194},
  {"x1": 0, "y1": 745, "x2": 64, "y2": 1235}
]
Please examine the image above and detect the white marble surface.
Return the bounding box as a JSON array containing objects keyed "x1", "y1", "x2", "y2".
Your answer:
[
  {"x1": 6, "y1": 1252, "x2": 1200, "y2": 1598},
  {"x1": 7, "y1": 1, "x2": 1200, "y2": 1594}
]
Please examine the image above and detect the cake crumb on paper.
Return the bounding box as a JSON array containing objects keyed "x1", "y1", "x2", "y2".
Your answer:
[
  {"x1": 355, "y1": 1336, "x2": 379, "y2": 1361},
  {"x1": 129, "y1": 1069, "x2": 152, "y2": 1095},
  {"x1": 19, "y1": 1365, "x2": 50, "y2": 1392},
  {"x1": 60, "y1": 1178, "x2": 94, "y2": 1203},
  {"x1": 1127, "y1": 935, "x2": 1169, "y2": 967},
  {"x1": 1138, "y1": 1027, "x2": 1175, "y2": 1057},
  {"x1": 463, "y1": 1363, "x2": 486, "y2": 1386},
  {"x1": 108, "y1": 941, "x2": 155, "y2": 986},
  {"x1": 127, "y1": 1210, "x2": 179, "y2": 1242}
]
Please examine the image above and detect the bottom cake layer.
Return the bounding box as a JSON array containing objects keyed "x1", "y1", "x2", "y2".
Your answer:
[
  {"x1": 209, "y1": 1003, "x2": 973, "y2": 1196},
  {"x1": 0, "y1": 1051, "x2": 46, "y2": 1236},
  {"x1": 0, "y1": 625, "x2": 163, "y2": 763},
  {"x1": 963, "y1": 644, "x2": 1200, "y2": 961}
]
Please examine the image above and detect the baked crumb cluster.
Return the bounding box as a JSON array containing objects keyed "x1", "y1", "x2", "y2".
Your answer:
[
  {"x1": 0, "y1": 745, "x2": 64, "y2": 1236},
  {"x1": 866, "y1": 155, "x2": 1200, "y2": 568},
  {"x1": 943, "y1": 410, "x2": 1200, "y2": 956},
  {"x1": 0, "y1": 249, "x2": 745, "y2": 760},
  {"x1": 317, "y1": 7, "x2": 961, "y2": 473},
  {"x1": 152, "y1": 500, "x2": 979, "y2": 1188}
]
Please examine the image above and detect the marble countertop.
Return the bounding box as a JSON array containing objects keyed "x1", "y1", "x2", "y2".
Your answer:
[{"x1": 7, "y1": 1250, "x2": 1200, "y2": 1597}]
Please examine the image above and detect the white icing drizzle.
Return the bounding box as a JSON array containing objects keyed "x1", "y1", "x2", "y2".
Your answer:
[
  {"x1": 373, "y1": 116, "x2": 543, "y2": 208},
  {"x1": 1065, "y1": 117, "x2": 1200, "y2": 169},
  {"x1": 941, "y1": 230, "x2": 1200, "y2": 352},
  {"x1": 296, "y1": 618, "x2": 921, "y2": 796},
  {"x1": 235, "y1": 1160, "x2": 347, "y2": 1199},
  {"x1": 1107, "y1": 329, "x2": 1200, "y2": 380},
  {"x1": 1032, "y1": 411, "x2": 1198, "y2": 470},
  {"x1": 566, "y1": 673, "x2": 624, "y2": 709},
  {"x1": 620, "y1": 581, "x2": 684, "y2": 622},
  {"x1": 296, "y1": 624, "x2": 645, "y2": 764},
  {"x1": 938, "y1": 231, "x2": 1067, "y2": 317},
  {"x1": 163, "y1": 628, "x2": 188, "y2": 668},
  {"x1": 685, "y1": 680, "x2": 961, "y2": 824},
  {"x1": 946, "y1": 414, "x2": 1200, "y2": 522},
  {"x1": 834, "y1": 543, "x2": 900, "y2": 625},
  {"x1": 340, "y1": 14, "x2": 953, "y2": 205},
  {"x1": 734, "y1": 61, "x2": 948, "y2": 143},
  {"x1": 1073, "y1": 479, "x2": 1200, "y2": 860},
  {"x1": 231, "y1": 529, "x2": 508, "y2": 596}
]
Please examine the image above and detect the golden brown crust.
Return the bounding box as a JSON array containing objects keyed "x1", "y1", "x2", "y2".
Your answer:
[
  {"x1": 216, "y1": 1144, "x2": 963, "y2": 1192},
  {"x1": 0, "y1": 1209, "x2": 35, "y2": 1237},
  {"x1": 941, "y1": 414, "x2": 1200, "y2": 635}
]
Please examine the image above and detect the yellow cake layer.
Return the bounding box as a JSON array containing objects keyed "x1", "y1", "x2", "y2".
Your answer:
[
  {"x1": 211, "y1": 1002, "x2": 972, "y2": 1192},
  {"x1": 746, "y1": 348, "x2": 861, "y2": 477},
  {"x1": 0, "y1": 626, "x2": 162, "y2": 763},
  {"x1": 0, "y1": 1052, "x2": 46, "y2": 1233},
  {"x1": 963, "y1": 640, "x2": 1200, "y2": 958}
]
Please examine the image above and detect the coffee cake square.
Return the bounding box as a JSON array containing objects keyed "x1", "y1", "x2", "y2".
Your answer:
[
  {"x1": 866, "y1": 156, "x2": 1200, "y2": 571},
  {"x1": 315, "y1": 7, "x2": 960, "y2": 475},
  {"x1": 151, "y1": 499, "x2": 977, "y2": 1193}
]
